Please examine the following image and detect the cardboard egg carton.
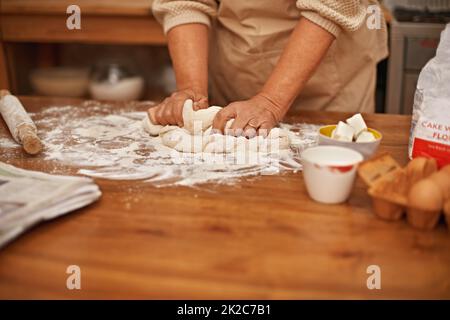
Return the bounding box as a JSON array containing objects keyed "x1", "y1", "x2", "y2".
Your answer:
[
  {"x1": 358, "y1": 153, "x2": 401, "y2": 187},
  {"x1": 358, "y1": 154, "x2": 450, "y2": 230}
]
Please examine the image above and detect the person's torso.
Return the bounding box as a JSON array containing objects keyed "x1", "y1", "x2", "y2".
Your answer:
[{"x1": 209, "y1": 0, "x2": 388, "y2": 113}]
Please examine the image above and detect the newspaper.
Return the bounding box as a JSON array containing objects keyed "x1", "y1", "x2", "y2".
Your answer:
[{"x1": 0, "y1": 162, "x2": 101, "y2": 248}]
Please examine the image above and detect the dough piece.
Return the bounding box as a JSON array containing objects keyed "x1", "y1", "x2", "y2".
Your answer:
[
  {"x1": 162, "y1": 128, "x2": 206, "y2": 153},
  {"x1": 182, "y1": 100, "x2": 222, "y2": 135},
  {"x1": 143, "y1": 99, "x2": 292, "y2": 154},
  {"x1": 334, "y1": 121, "x2": 355, "y2": 142},
  {"x1": 160, "y1": 128, "x2": 186, "y2": 149},
  {"x1": 259, "y1": 128, "x2": 290, "y2": 151},
  {"x1": 267, "y1": 127, "x2": 286, "y2": 139},
  {"x1": 247, "y1": 136, "x2": 262, "y2": 153},
  {"x1": 346, "y1": 113, "x2": 367, "y2": 137},
  {"x1": 142, "y1": 114, "x2": 177, "y2": 136},
  {"x1": 144, "y1": 99, "x2": 222, "y2": 136},
  {"x1": 224, "y1": 119, "x2": 235, "y2": 135},
  {"x1": 142, "y1": 116, "x2": 162, "y2": 136},
  {"x1": 203, "y1": 134, "x2": 236, "y2": 153},
  {"x1": 356, "y1": 131, "x2": 376, "y2": 143},
  {"x1": 274, "y1": 136, "x2": 290, "y2": 150}
]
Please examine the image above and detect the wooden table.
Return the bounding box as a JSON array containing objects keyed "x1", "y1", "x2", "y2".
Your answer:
[{"x1": 0, "y1": 96, "x2": 449, "y2": 299}]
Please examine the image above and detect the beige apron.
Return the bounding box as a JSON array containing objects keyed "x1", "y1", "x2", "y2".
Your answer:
[{"x1": 208, "y1": 0, "x2": 388, "y2": 113}]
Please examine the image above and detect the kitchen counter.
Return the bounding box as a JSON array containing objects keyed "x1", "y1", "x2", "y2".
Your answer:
[{"x1": 0, "y1": 96, "x2": 449, "y2": 299}]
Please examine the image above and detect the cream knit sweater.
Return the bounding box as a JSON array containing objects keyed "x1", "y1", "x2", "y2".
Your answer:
[{"x1": 152, "y1": 0, "x2": 370, "y2": 37}]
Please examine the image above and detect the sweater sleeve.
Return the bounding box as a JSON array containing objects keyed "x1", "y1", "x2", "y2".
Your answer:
[
  {"x1": 296, "y1": 0, "x2": 367, "y2": 37},
  {"x1": 152, "y1": 0, "x2": 218, "y2": 34}
]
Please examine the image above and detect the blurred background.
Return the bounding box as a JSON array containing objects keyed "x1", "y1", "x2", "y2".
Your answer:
[{"x1": 0, "y1": 0, "x2": 449, "y2": 113}]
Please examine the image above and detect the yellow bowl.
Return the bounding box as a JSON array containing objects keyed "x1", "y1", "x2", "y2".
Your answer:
[{"x1": 318, "y1": 125, "x2": 382, "y2": 159}]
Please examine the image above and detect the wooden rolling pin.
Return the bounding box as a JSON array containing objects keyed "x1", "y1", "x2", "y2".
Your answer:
[{"x1": 0, "y1": 90, "x2": 43, "y2": 155}]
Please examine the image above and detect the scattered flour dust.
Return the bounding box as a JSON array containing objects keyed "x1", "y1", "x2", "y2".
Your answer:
[
  {"x1": 0, "y1": 137, "x2": 19, "y2": 148},
  {"x1": 0, "y1": 101, "x2": 319, "y2": 187}
]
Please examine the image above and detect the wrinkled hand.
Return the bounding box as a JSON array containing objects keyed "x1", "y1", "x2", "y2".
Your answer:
[
  {"x1": 147, "y1": 88, "x2": 208, "y2": 127},
  {"x1": 212, "y1": 94, "x2": 286, "y2": 137}
]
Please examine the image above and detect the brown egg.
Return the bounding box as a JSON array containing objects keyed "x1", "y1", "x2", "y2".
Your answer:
[
  {"x1": 429, "y1": 171, "x2": 450, "y2": 201},
  {"x1": 407, "y1": 179, "x2": 443, "y2": 230},
  {"x1": 441, "y1": 164, "x2": 450, "y2": 175},
  {"x1": 406, "y1": 157, "x2": 438, "y2": 186},
  {"x1": 408, "y1": 179, "x2": 443, "y2": 211}
]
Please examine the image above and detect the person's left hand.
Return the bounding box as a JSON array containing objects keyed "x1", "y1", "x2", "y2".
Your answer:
[{"x1": 212, "y1": 94, "x2": 287, "y2": 138}]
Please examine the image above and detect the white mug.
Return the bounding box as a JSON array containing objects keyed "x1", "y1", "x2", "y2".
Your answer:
[{"x1": 301, "y1": 146, "x2": 364, "y2": 204}]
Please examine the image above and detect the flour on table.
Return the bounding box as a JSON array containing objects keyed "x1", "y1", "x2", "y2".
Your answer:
[
  {"x1": 0, "y1": 101, "x2": 319, "y2": 186},
  {"x1": 0, "y1": 136, "x2": 20, "y2": 148}
]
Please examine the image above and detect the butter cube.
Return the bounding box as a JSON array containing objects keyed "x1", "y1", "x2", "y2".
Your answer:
[
  {"x1": 346, "y1": 113, "x2": 367, "y2": 137},
  {"x1": 334, "y1": 121, "x2": 355, "y2": 142},
  {"x1": 356, "y1": 131, "x2": 376, "y2": 143}
]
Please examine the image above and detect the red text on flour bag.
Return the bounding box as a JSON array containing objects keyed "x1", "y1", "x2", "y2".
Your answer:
[{"x1": 409, "y1": 24, "x2": 450, "y2": 168}]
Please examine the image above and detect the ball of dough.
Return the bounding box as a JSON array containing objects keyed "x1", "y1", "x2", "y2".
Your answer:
[
  {"x1": 143, "y1": 99, "x2": 222, "y2": 136},
  {"x1": 182, "y1": 99, "x2": 222, "y2": 135},
  {"x1": 143, "y1": 98, "x2": 292, "y2": 155},
  {"x1": 142, "y1": 114, "x2": 178, "y2": 136},
  {"x1": 204, "y1": 134, "x2": 236, "y2": 153},
  {"x1": 162, "y1": 128, "x2": 207, "y2": 153},
  {"x1": 142, "y1": 116, "x2": 163, "y2": 136},
  {"x1": 160, "y1": 128, "x2": 187, "y2": 149}
]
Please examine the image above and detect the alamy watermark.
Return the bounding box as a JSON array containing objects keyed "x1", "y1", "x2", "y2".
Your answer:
[
  {"x1": 66, "y1": 265, "x2": 81, "y2": 290},
  {"x1": 66, "y1": 5, "x2": 81, "y2": 30},
  {"x1": 366, "y1": 265, "x2": 381, "y2": 290},
  {"x1": 366, "y1": 5, "x2": 382, "y2": 30}
]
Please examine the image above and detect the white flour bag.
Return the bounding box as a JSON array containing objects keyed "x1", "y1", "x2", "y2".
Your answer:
[{"x1": 409, "y1": 23, "x2": 450, "y2": 168}]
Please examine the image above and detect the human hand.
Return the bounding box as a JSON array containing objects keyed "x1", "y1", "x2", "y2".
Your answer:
[
  {"x1": 212, "y1": 93, "x2": 287, "y2": 137},
  {"x1": 147, "y1": 88, "x2": 208, "y2": 127}
]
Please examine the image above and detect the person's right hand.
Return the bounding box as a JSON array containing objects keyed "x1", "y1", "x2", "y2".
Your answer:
[{"x1": 147, "y1": 88, "x2": 208, "y2": 127}]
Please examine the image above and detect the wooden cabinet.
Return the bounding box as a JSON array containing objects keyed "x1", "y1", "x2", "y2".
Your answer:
[{"x1": 0, "y1": 0, "x2": 165, "y2": 91}]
